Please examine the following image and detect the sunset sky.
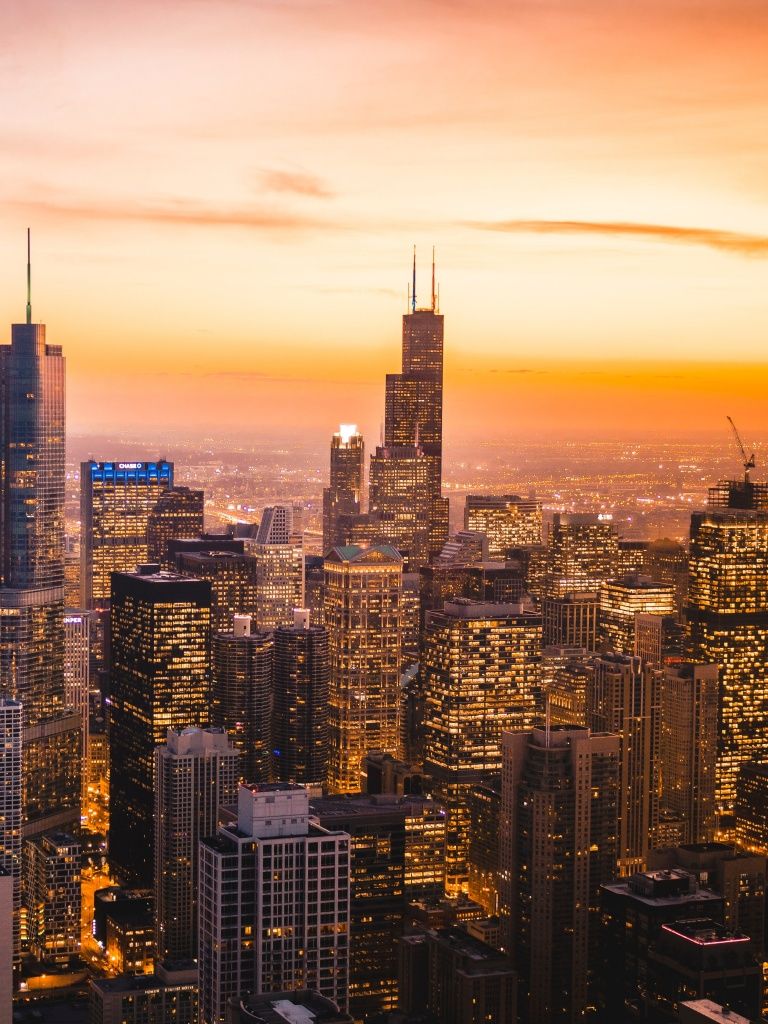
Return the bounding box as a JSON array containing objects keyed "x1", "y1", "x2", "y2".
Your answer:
[{"x1": 1, "y1": 0, "x2": 767, "y2": 443}]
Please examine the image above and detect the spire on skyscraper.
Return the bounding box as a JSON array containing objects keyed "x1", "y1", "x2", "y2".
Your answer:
[
  {"x1": 431, "y1": 246, "x2": 436, "y2": 312},
  {"x1": 412, "y1": 244, "x2": 416, "y2": 313},
  {"x1": 26, "y1": 228, "x2": 31, "y2": 325}
]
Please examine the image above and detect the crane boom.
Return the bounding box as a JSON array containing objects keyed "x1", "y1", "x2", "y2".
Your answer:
[{"x1": 726, "y1": 416, "x2": 756, "y2": 482}]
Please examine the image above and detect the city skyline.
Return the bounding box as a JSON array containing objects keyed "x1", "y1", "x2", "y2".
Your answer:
[
  {"x1": 1, "y1": 0, "x2": 768, "y2": 440},
  {"x1": 5, "y1": 5, "x2": 768, "y2": 1022}
]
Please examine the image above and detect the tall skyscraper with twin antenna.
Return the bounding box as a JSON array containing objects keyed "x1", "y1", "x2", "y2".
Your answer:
[
  {"x1": 380, "y1": 248, "x2": 448, "y2": 560},
  {"x1": 0, "y1": 233, "x2": 81, "y2": 838}
]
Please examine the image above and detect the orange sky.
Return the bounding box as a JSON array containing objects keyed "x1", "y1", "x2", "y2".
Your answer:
[{"x1": 1, "y1": 0, "x2": 767, "y2": 443}]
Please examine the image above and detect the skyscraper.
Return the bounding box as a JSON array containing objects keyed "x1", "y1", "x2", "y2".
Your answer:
[
  {"x1": 211, "y1": 615, "x2": 273, "y2": 782},
  {"x1": 177, "y1": 550, "x2": 259, "y2": 632},
  {"x1": 109, "y1": 567, "x2": 211, "y2": 884},
  {"x1": 464, "y1": 494, "x2": 543, "y2": 559},
  {"x1": 25, "y1": 831, "x2": 81, "y2": 963},
  {"x1": 687, "y1": 503, "x2": 768, "y2": 815},
  {"x1": 598, "y1": 573, "x2": 676, "y2": 655},
  {"x1": 500, "y1": 726, "x2": 620, "y2": 1024},
  {"x1": 90, "y1": 962, "x2": 199, "y2": 1024},
  {"x1": 256, "y1": 503, "x2": 298, "y2": 544},
  {"x1": 541, "y1": 645, "x2": 591, "y2": 726},
  {"x1": 323, "y1": 425, "x2": 365, "y2": 554},
  {"x1": 467, "y1": 776, "x2": 502, "y2": 915},
  {"x1": 80, "y1": 460, "x2": 173, "y2": 609},
  {"x1": 146, "y1": 485, "x2": 205, "y2": 567},
  {"x1": 0, "y1": 241, "x2": 80, "y2": 838},
  {"x1": 587, "y1": 653, "x2": 663, "y2": 874},
  {"x1": 545, "y1": 513, "x2": 619, "y2": 597},
  {"x1": 542, "y1": 590, "x2": 601, "y2": 650},
  {"x1": 154, "y1": 727, "x2": 239, "y2": 962},
  {"x1": 198, "y1": 783, "x2": 350, "y2": 1023},
  {"x1": 273, "y1": 609, "x2": 330, "y2": 786},
  {"x1": 421, "y1": 928, "x2": 518, "y2": 1024},
  {"x1": 644, "y1": 537, "x2": 689, "y2": 619},
  {"x1": 735, "y1": 762, "x2": 768, "y2": 855},
  {"x1": 0, "y1": 699, "x2": 22, "y2": 964},
  {"x1": 542, "y1": 512, "x2": 618, "y2": 649},
  {"x1": 311, "y1": 792, "x2": 446, "y2": 1021},
  {"x1": 368, "y1": 443, "x2": 431, "y2": 570},
  {"x1": 381, "y1": 252, "x2": 448, "y2": 559},
  {"x1": 422, "y1": 598, "x2": 542, "y2": 892},
  {"x1": 324, "y1": 544, "x2": 402, "y2": 793},
  {"x1": 598, "y1": 868, "x2": 727, "y2": 1019},
  {"x1": 660, "y1": 663, "x2": 719, "y2": 844},
  {"x1": 250, "y1": 540, "x2": 304, "y2": 630},
  {"x1": 0, "y1": 870, "x2": 11, "y2": 1019},
  {"x1": 63, "y1": 609, "x2": 95, "y2": 806}
]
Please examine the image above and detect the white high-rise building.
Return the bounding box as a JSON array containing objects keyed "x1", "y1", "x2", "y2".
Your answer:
[
  {"x1": 198, "y1": 783, "x2": 350, "y2": 1024},
  {"x1": 64, "y1": 610, "x2": 95, "y2": 801},
  {"x1": 0, "y1": 870, "x2": 11, "y2": 1020},
  {"x1": 0, "y1": 699, "x2": 22, "y2": 964},
  {"x1": 256, "y1": 504, "x2": 296, "y2": 545},
  {"x1": 154, "y1": 727, "x2": 240, "y2": 962}
]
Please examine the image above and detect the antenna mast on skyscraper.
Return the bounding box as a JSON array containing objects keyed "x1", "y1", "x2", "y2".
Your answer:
[
  {"x1": 26, "y1": 228, "x2": 32, "y2": 324},
  {"x1": 411, "y1": 245, "x2": 416, "y2": 314},
  {"x1": 431, "y1": 247, "x2": 436, "y2": 312}
]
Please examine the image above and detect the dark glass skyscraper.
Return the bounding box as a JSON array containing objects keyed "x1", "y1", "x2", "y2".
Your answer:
[
  {"x1": 211, "y1": 614, "x2": 273, "y2": 782},
  {"x1": 0, "y1": 257, "x2": 80, "y2": 838},
  {"x1": 381, "y1": 253, "x2": 448, "y2": 559},
  {"x1": 109, "y1": 566, "x2": 211, "y2": 884},
  {"x1": 273, "y1": 609, "x2": 330, "y2": 786},
  {"x1": 146, "y1": 485, "x2": 204, "y2": 567}
]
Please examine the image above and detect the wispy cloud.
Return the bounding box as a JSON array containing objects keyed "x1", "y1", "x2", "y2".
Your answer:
[
  {"x1": 258, "y1": 168, "x2": 334, "y2": 199},
  {"x1": 12, "y1": 194, "x2": 338, "y2": 233},
  {"x1": 467, "y1": 219, "x2": 768, "y2": 257}
]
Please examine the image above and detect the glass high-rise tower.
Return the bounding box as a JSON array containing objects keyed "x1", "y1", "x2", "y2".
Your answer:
[
  {"x1": 381, "y1": 252, "x2": 448, "y2": 560},
  {"x1": 109, "y1": 566, "x2": 211, "y2": 884},
  {"x1": 325, "y1": 544, "x2": 402, "y2": 793},
  {"x1": 687, "y1": 499, "x2": 768, "y2": 815},
  {"x1": 80, "y1": 460, "x2": 174, "y2": 609},
  {"x1": 323, "y1": 425, "x2": 365, "y2": 554},
  {"x1": 0, "y1": 246, "x2": 80, "y2": 838}
]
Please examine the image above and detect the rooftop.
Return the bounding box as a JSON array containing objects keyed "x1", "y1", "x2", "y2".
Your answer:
[
  {"x1": 311, "y1": 794, "x2": 442, "y2": 818},
  {"x1": 430, "y1": 926, "x2": 512, "y2": 966},
  {"x1": 325, "y1": 544, "x2": 403, "y2": 565},
  {"x1": 662, "y1": 918, "x2": 750, "y2": 947},
  {"x1": 679, "y1": 1000, "x2": 751, "y2": 1024},
  {"x1": 92, "y1": 969, "x2": 197, "y2": 994},
  {"x1": 603, "y1": 869, "x2": 723, "y2": 908},
  {"x1": 234, "y1": 989, "x2": 352, "y2": 1023}
]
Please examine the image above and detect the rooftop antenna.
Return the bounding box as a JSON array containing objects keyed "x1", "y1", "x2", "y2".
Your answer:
[
  {"x1": 26, "y1": 228, "x2": 31, "y2": 325},
  {"x1": 431, "y1": 246, "x2": 436, "y2": 312},
  {"x1": 411, "y1": 245, "x2": 416, "y2": 314}
]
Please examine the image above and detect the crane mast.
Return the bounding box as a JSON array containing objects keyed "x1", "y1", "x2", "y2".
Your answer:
[{"x1": 726, "y1": 416, "x2": 756, "y2": 484}]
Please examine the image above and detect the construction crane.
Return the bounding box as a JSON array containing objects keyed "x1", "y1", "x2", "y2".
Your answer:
[{"x1": 726, "y1": 416, "x2": 756, "y2": 483}]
